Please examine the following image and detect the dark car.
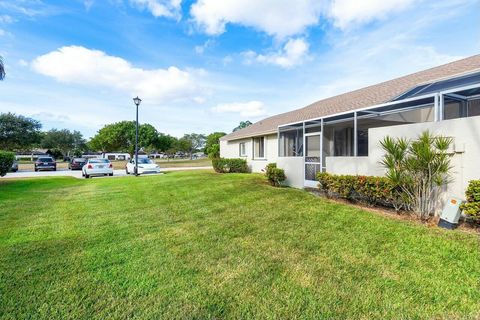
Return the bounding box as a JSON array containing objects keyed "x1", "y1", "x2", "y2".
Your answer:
[
  {"x1": 68, "y1": 158, "x2": 86, "y2": 170},
  {"x1": 10, "y1": 160, "x2": 18, "y2": 172},
  {"x1": 34, "y1": 157, "x2": 56, "y2": 171}
]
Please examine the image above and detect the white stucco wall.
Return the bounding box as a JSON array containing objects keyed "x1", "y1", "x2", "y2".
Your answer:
[
  {"x1": 220, "y1": 134, "x2": 278, "y2": 173},
  {"x1": 277, "y1": 157, "x2": 304, "y2": 188},
  {"x1": 326, "y1": 115, "x2": 480, "y2": 202},
  {"x1": 326, "y1": 157, "x2": 374, "y2": 176}
]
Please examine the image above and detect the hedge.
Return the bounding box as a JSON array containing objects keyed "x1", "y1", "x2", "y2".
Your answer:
[
  {"x1": 264, "y1": 163, "x2": 286, "y2": 187},
  {"x1": 317, "y1": 172, "x2": 408, "y2": 211},
  {"x1": 0, "y1": 151, "x2": 15, "y2": 177},
  {"x1": 212, "y1": 158, "x2": 249, "y2": 173},
  {"x1": 460, "y1": 180, "x2": 480, "y2": 223}
]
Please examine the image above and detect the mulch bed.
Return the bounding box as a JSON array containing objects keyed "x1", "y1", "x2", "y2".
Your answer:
[{"x1": 305, "y1": 187, "x2": 480, "y2": 234}]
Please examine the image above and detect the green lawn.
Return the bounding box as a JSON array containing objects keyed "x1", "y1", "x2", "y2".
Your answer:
[{"x1": 0, "y1": 171, "x2": 479, "y2": 319}]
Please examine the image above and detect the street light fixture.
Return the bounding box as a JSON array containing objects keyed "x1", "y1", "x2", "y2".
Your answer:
[{"x1": 133, "y1": 96, "x2": 142, "y2": 176}]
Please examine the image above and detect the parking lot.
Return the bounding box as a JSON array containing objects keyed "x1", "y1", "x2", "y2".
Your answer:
[{"x1": 2, "y1": 166, "x2": 211, "y2": 179}]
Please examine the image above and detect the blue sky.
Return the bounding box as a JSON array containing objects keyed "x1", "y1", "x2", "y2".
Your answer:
[{"x1": 0, "y1": 0, "x2": 479, "y2": 138}]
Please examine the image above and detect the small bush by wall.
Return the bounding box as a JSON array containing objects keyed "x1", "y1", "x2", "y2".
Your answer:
[
  {"x1": 212, "y1": 158, "x2": 249, "y2": 173},
  {"x1": 460, "y1": 180, "x2": 480, "y2": 223},
  {"x1": 0, "y1": 151, "x2": 15, "y2": 177},
  {"x1": 317, "y1": 172, "x2": 408, "y2": 211},
  {"x1": 265, "y1": 163, "x2": 286, "y2": 187}
]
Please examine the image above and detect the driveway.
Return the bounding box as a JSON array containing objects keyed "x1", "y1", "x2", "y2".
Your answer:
[{"x1": 2, "y1": 166, "x2": 212, "y2": 179}]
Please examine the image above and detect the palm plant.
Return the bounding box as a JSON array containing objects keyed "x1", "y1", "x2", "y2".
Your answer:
[
  {"x1": 0, "y1": 56, "x2": 5, "y2": 80},
  {"x1": 380, "y1": 131, "x2": 453, "y2": 220}
]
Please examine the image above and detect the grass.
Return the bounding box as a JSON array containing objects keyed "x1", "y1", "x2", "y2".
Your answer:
[
  {"x1": 17, "y1": 158, "x2": 211, "y2": 170},
  {"x1": 0, "y1": 171, "x2": 479, "y2": 319}
]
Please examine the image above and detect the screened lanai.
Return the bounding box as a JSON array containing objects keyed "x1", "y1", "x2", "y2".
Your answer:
[{"x1": 278, "y1": 71, "x2": 480, "y2": 184}]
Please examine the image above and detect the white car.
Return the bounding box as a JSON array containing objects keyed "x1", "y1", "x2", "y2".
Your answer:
[
  {"x1": 82, "y1": 158, "x2": 113, "y2": 178},
  {"x1": 126, "y1": 157, "x2": 161, "y2": 175}
]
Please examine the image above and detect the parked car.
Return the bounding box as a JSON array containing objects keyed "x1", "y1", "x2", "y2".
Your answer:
[
  {"x1": 34, "y1": 157, "x2": 56, "y2": 171},
  {"x1": 174, "y1": 152, "x2": 186, "y2": 159},
  {"x1": 68, "y1": 158, "x2": 86, "y2": 170},
  {"x1": 10, "y1": 160, "x2": 18, "y2": 172},
  {"x1": 82, "y1": 158, "x2": 113, "y2": 178},
  {"x1": 126, "y1": 157, "x2": 160, "y2": 175}
]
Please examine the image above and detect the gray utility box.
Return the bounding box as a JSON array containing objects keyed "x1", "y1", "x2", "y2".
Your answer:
[{"x1": 438, "y1": 197, "x2": 463, "y2": 230}]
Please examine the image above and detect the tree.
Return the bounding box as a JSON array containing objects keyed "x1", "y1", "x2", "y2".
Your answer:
[
  {"x1": 41, "y1": 129, "x2": 86, "y2": 157},
  {"x1": 0, "y1": 113, "x2": 42, "y2": 151},
  {"x1": 233, "y1": 120, "x2": 252, "y2": 132},
  {"x1": 0, "y1": 151, "x2": 15, "y2": 177},
  {"x1": 181, "y1": 133, "x2": 206, "y2": 159},
  {"x1": 205, "y1": 132, "x2": 226, "y2": 158},
  {"x1": 154, "y1": 133, "x2": 176, "y2": 153},
  {"x1": 88, "y1": 121, "x2": 159, "y2": 156},
  {"x1": 380, "y1": 131, "x2": 453, "y2": 220},
  {"x1": 0, "y1": 56, "x2": 5, "y2": 80}
]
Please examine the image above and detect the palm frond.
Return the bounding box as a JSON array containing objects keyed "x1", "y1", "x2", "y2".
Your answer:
[{"x1": 0, "y1": 56, "x2": 5, "y2": 80}]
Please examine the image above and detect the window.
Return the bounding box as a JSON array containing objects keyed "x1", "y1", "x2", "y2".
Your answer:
[
  {"x1": 334, "y1": 127, "x2": 354, "y2": 156},
  {"x1": 279, "y1": 127, "x2": 303, "y2": 157},
  {"x1": 253, "y1": 137, "x2": 265, "y2": 159},
  {"x1": 239, "y1": 142, "x2": 246, "y2": 156}
]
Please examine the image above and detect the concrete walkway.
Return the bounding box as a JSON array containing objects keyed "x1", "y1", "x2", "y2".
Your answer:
[{"x1": 1, "y1": 166, "x2": 213, "y2": 179}]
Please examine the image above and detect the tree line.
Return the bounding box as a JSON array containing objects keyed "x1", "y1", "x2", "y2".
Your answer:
[{"x1": 0, "y1": 112, "x2": 252, "y2": 159}]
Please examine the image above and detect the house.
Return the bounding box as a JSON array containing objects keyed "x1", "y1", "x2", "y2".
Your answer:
[
  {"x1": 15, "y1": 149, "x2": 49, "y2": 161},
  {"x1": 103, "y1": 152, "x2": 131, "y2": 161},
  {"x1": 220, "y1": 55, "x2": 480, "y2": 205}
]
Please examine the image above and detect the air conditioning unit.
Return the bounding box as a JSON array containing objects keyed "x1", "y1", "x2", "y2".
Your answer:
[{"x1": 438, "y1": 197, "x2": 463, "y2": 230}]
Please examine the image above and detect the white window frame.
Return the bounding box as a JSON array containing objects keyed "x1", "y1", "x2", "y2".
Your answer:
[
  {"x1": 253, "y1": 136, "x2": 266, "y2": 160},
  {"x1": 239, "y1": 142, "x2": 247, "y2": 157}
]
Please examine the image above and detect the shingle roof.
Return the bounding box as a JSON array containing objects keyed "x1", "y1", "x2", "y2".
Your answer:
[{"x1": 222, "y1": 55, "x2": 480, "y2": 141}]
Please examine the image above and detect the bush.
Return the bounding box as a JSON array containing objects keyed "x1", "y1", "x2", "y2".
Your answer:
[
  {"x1": 0, "y1": 151, "x2": 15, "y2": 177},
  {"x1": 380, "y1": 131, "x2": 452, "y2": 220},
  {"x1": 460, "y1": 180, "x2": 480, "y2": 223},
  {"x1": 265, "y1": 163, "x2": 286, "y2": 187},
  {"x1": 317, "y1": 172, "x2": 408, "y2": 212},
  {"x1": 212, "y1": 158, "x2": 248, "y2": 173}
]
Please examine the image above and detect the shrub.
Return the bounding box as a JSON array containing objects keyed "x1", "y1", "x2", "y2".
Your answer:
[
  {"x1": 317, "y1": 172, "x2": 408, "y2": 211},
  {"x1": 212, "y1": 158, "x2": 248, "y2": 173},
  {"x1": 265, "y1": 163, "x2": 286, "y2": 187},
  {"x1": 380, "y1": 131, "x2": 452, "y2": 220},
  {"x1": 460, "y1": 180, "x2": 480, "y2": 223},
  {"x1": 0, "y1": 151, "x2": 15, "y2": 177}
]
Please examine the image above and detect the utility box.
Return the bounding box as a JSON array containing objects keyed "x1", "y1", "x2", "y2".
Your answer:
[{"x1": 438, "y1": 197, "x2": 463, "y2": 230}]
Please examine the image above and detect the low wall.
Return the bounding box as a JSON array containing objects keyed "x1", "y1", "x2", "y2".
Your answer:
[
  {"x1": 327, "y1": 116, "x2": 480, "y2": 205},
  {"x1": 277, "y1": 157, "x2": 304, "y2": 188},
  {"x1": 326, "y1": 157, "x2": 379, "y2": 176}
]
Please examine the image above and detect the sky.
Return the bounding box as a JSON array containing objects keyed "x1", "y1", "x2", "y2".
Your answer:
[{"x1": 0, "y1": 0, "x2": 479, "y2": 138}]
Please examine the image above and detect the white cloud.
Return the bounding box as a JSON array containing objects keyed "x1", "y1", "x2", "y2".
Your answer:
[
  {"x1": 243, "y1": 38, "x2": 309, "y2": 68},
  {"x1": 18, "y1": 59, "x2": 28, "y2": 67},
  {"x1": 31, "y1": 46, "x2": 204, "y2": 104},
  {"x1": 84, "y1": 0, "x2": 94, "y2": 11},
  {"x1": 130, "y1": 0, "x2": 182, "y2": 19},
  {"x1": 211, "y1": 101, "x2": 266, "y2": 117},
  {"x1": 222, "y1": 55, "x2": 233, "y2": 65},
  {"x1": 329, "y1": 0, "x2": 416, "y2": 29},
  {"x1": 194, "y1": 39, "x2": 214, "y2": 54},
  {"x1": 0, "y1": 15, "x2": 13, "y2": 24},
  {"x1": 190, "y1": 0, "x2": 325, "y2": 38}
]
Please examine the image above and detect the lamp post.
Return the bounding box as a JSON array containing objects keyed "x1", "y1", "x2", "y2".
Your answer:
[{"x1": 133, "y1": 96, "x2": 142, "y2": 176}]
